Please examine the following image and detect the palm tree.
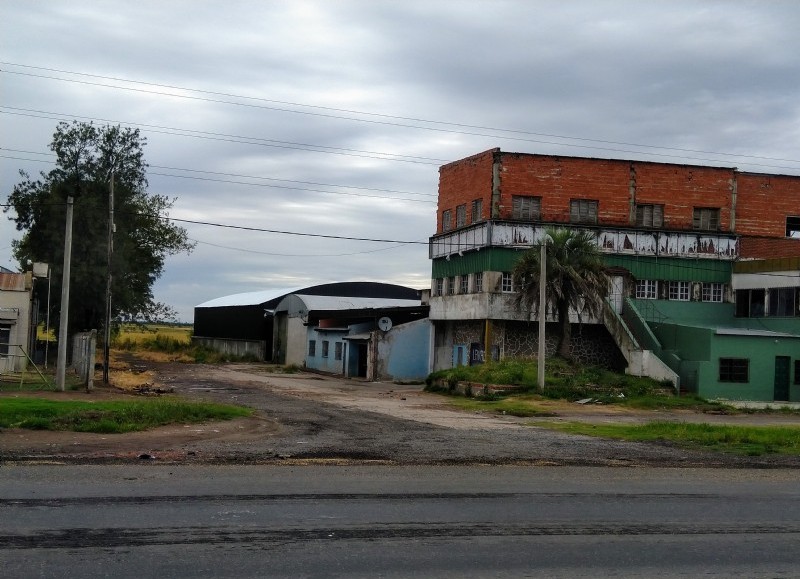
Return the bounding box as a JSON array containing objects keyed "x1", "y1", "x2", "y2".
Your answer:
[{"x1": 512, "y1": 228, "x2": 609, "y2": 360}]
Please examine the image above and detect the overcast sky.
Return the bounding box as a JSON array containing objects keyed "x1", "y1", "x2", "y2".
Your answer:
[{"x1": 2, "y1": 1, "x2": 800, "y2": 322}]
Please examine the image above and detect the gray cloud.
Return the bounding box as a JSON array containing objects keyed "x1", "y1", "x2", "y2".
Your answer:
[{"x1": 2, "y1": 0, "x2": 799, "y2": 321}]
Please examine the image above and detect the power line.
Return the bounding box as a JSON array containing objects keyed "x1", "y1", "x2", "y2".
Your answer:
[
  {"x1": 4, "y1": 62, "x2": 800, "y2": 167},
  {"x1": 189, "y1": 237, "x2": 418, "y2": 258}
]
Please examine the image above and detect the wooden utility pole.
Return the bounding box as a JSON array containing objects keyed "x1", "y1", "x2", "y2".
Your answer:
[
  {"x1": 537, "y1": 241, "x2": 546, "y2": 391},
  {"x1": 56, "y1": 196, "x2": 74, "y2": 391},
  {"x1": 103, "y1": 172, "x2": 114, "y2": 384}
]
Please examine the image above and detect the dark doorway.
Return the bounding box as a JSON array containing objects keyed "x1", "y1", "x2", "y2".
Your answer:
[
  {"x1": 357, "y1": 343, "x2": 368, "y2": 378},
  {"x1": 774, "y1": 356, "x2": 791, "y2": 401}
]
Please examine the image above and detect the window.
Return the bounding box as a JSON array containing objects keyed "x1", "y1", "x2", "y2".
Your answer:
[
  {"x1": 442, "y1": 209, "x2": 452, "y2": 232},
  {"x1": 456, "y1": 204, "x2": 467, "y2": 228},
  {"x1": 512, "y1": 196, "x2": 541, "y2": 220},
  {"x1": 474, "y1": 272, "x2": 483, "y2": 293},
  {"x1": 693, "y1": 208, "x2": 720, "y2": 231},
  {"x1": 334, "y1": 342, "x2": 343, "y2": 361},
  {"x1": 702, "y1": 283, "x2": 724, "y2": 303},
  {"x1": 635, "y1": 280, "x2": 658, "y2": 299},
  {"x1": 795, "y1": 360, "x2": 800, "y2": 385},
  {"x1": 570, "y1": 199, "x2": 598, "y2": 224},
  {"x1": 787, "y1": 216, "x2": 800, "y2": 239},
  {"x1": 768, "y1": 287, "x2": 796, "y2": 317},
  {"x1": 735, "y1": 289, "x2": 765, "y2": 317},
  {"x1": 447, "y1": 277, "x2": 456, "y2": 295},
  {"x1": 668, "y1": 281, "x2": 690, "y2": 301},
  {"x1": 471, "y1": 199, "x2": 483, "y2": 223},
  {"x1": 501, "y1": 272, "x2": 514, "y2": 293},
  {"x1": 460, "y1": 275, "x2": 469, "y2": 294},
  {"x1": 434, "y1": 278, "x2": 444, "y2": 296},
  {"x1": 308, "y1": 340, "x2": 316, "y2": 357},
  {"x1": 719, "y1": 358, "x2": 749, "y2": 383},
  {"x1": 0, "y1": 324, "x2": 9, "y2": 356},
  {"x1": 322, "y1": 340, "x2": 329, "y2": 358},
  {"x1": 635, "y1": 204, "x2": 664, "y2": 228}
]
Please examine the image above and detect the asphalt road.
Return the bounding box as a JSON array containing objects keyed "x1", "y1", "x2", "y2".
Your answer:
[{"x1": 2, "y1": 465, "x2": 799, "y2": 577}]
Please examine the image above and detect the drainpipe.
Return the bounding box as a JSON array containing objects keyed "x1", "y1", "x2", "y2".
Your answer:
[
  {"x1": 730, "y1": 171, "x2": 737, "y2": 233},
  {"x1": 491, "y1": 150, "x2": 502, "y2": 218}
]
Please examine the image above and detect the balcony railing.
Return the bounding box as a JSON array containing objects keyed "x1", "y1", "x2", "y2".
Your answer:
[{"x1": 429, "y1": 220, "x2": 739, "y2": 260}]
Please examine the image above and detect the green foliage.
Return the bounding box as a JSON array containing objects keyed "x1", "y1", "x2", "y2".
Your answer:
[
  {"x1": 0, "y1": 397, "x2": 251, "y2": 433},
  {"x1": 4, "y1": 121, "x2": 195, "y2": 334},
  {"x1": 536, "y1": 421, "x2": 800, "y2": 456}
]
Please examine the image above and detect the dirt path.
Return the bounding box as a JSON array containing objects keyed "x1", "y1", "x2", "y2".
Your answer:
[{"x1": 2, "y1": 362, "x2": 800, "y2": 467}]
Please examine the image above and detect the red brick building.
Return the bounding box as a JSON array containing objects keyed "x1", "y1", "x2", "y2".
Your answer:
[{"x1": 428, "y1": 149, "x2": 800, "y2": 401}]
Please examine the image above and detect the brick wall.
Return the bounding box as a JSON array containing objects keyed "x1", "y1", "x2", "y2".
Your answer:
[
  {"x1": 736, "y1": 173, "x2": 800, "y2": 237},
  {"x1": 740, "y1": 236, "x2": 800, "y2": 259},
  {"x1": 437, "y1": 148, "x2": 497, "y2": 232}
]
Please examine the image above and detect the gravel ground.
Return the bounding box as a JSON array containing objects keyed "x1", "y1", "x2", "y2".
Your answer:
[{"x1": 2, "y1": 362, "x2": 800, "y2": 468}]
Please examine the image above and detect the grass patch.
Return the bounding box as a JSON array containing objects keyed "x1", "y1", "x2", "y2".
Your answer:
[
  {"x1": 534, "y1": 421, "x2": 800, "y2": 456},
  {"x1": 426, "y1": 358, "x2": 735, "y2": 412},
  {"x1": 448, "y1": 395, "x2": 556, "y2": 417},
  {"x1": 0, "y1": 397, "x2": 252, "y2": 434}
]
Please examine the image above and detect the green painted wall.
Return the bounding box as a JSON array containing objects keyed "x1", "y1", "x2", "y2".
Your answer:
[{"x1": 433, "y1": 250, "x2": 733, "y2": 282}]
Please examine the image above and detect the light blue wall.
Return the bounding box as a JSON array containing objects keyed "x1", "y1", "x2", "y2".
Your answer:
[
  {"x1": 305, "y1": 328, "x2": 348, "y2": 374},
  {"x1": 377, "y1": 319, "x2": 432, "y2": 381}
]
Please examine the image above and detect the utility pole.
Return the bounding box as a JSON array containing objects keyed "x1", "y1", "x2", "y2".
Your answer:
[
  {"x1": 103, "y1": 172, "x2": 114, "y2": 384},
  {"x1": 537, "y1": 241, "x2": 546, "y2": 391},
  {"x1": 56, "y1": 196, "x2": 74, "y2": 391}
]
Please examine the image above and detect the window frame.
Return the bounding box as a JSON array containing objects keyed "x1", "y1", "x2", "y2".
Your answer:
[
  {"x1": 570, "y1": 199, "x2": 598, "y2": 224},
  {"x1": 635, "y1": 204, "x2": 664, "y2": 228},
  {"x1": 668, "y1": 281, "x2": 690, "y2": 301},
  {"x1": 501, "y1": 272, "x2": 514, "y2": 293},
  {"x1": 434, "y1": 278, "x2": 444, "y2": 296},
  {"x1": 786, "y1": 216, "x2": 800, "y2": 239},
  {"x1": 693, "y1": 207, "x2": 720, "y2": 231},
  {"x1": 460, "y1": 275, "x2": 469, "y2": 294},
  {"x1": 447, "y1": 276, "x2": 456, "y2": 295},
  {"x1": 635, "y1": 280, "x2": 658, "y2": 300},
  {"x1": 471, "y1": 199, "x2": 483, "y2": 223},
  {"x1": 456, "y1": 204, "x2": 467, "y2": 228},
  {"x1": 702, "y1": 282, "x2": 724, "y2": 303},
  {"x1": 768, "y1": 287, "x2": 796, "y2": 317},
  {"x1": 795, "y1": 360, "x2": 800, "y2": 385},
  {"x1": 321, "y1": 340, "x2": 329, "y2": 358},
  {"x1": 308, "y1": 340, "x2": 316, "y2": 357},
  {"x1": 334, "y1": 342, "x2": 343, "y2": 361},
  {"x1": 0, "y1": 323, "x2": 10, "y2": 356},
  {"x1": 511, "y1": 195, "x2": 541, "y2": 220},
  {"x1": 719, "y1": 358, "x2": 749, "y2": 383},
  {"x1": 442, "y1": 209, "x2": 453, "y2": 232},
  {"x1": 474, "y1": 271, "x2": 483, "y2": 293}
]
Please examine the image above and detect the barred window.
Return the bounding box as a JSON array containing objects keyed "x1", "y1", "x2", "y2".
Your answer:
[
  {"x1": 460, "y1": 275, "x2": 469, "y2": 294},
  {"x1": 702, "y1": 283, "x2": 724, "y2": 303},
  {"x1": 719, "y1": 358, "x2": 749, "y2": 383},
  {"x1": 570, "y1": 199, "x2": 598, "y2": 224},
  {"x1": 635, "y1": 280, "x2": 658, "y2": 299},
  {"x1": 693, "y1": 208, "x2": 720, "y2": 231},
  {"x1": 512, "y1": 196, "x2": 541, "y2": 220},
  {"x1": 668, "y1": 281, "x2": 690, "y2": 301},
  {"x1": 636, "y1": 204, "x2": 664, "y2": 227}
]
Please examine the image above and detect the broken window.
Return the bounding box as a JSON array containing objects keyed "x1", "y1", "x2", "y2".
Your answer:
[
  {"x1": 442, "y1": 209, "x2": 453, "y2": 232},
  {"x1": 693, "y1": 208, "x2": 720, "y2": 231},
  {"x1": 787, "y1": 216, "x2": 800, "y2": 238},
  {"x1": 512, "y1": 196, "x2": 541, "y2": 220},
  {"x1": 474, "y1": 272, "x2": 483, "y2": 293},
  {"x1": 570, "y1": 199, "x2": 598, "y2": 224},
  {"x1": 635, "y1": 204, "x2": 664, "y2": 228},
  {"x1": 501, "y1": 272, "x2": 514, "y2": 293},
  {"x1": 635, "y1": 280, "x2": 658, "y2": 299},
  {"x1": 719, "y1": 358, "x2": 749, "y2": 383},
  {"x1": 460, "y1": 275, "x2": 469, "y2": 294}
]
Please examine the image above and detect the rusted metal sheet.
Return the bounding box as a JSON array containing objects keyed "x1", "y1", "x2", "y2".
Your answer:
[{"x1": 0, "y1": 273, "x2": 27, "y2": 291}]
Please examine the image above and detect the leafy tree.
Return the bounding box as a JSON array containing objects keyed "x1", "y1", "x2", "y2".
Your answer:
[
  {"x1": 5, "y1": 121, "x2": 194, "y2": 334},
  {"x1": 512, "y1": 228, "x2": 609, "y2": 360}
]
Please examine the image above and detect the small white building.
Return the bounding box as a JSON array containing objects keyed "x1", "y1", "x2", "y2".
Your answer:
[{"x1": 0, "y1": 271, "x2": 34, "y2": 372}]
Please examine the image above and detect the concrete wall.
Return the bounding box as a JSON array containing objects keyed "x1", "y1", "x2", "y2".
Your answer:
[
  {"x1": 0, "y1": 281, "x2": 32, "y2": 373},
  {"x1": 376, "y1": 318, "x2": 431, "y2": 381},
  {"x1": 192, "y1": 336, "x2": 266, "y2": 359},
  {"x1": 284, "y1": 317, "x2": 308, "y2": 367}
]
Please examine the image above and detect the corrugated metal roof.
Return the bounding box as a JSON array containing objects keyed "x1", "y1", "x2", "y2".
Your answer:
[
  {"x1": 0, "y1": 272, "x2": 27, "y2": 292},
  {"x1": 293, "y1": 294, "x2": 421, "y2": 311},
  {"x1": 715, "y1": 328, "x2": 800, "y2": 338}
]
